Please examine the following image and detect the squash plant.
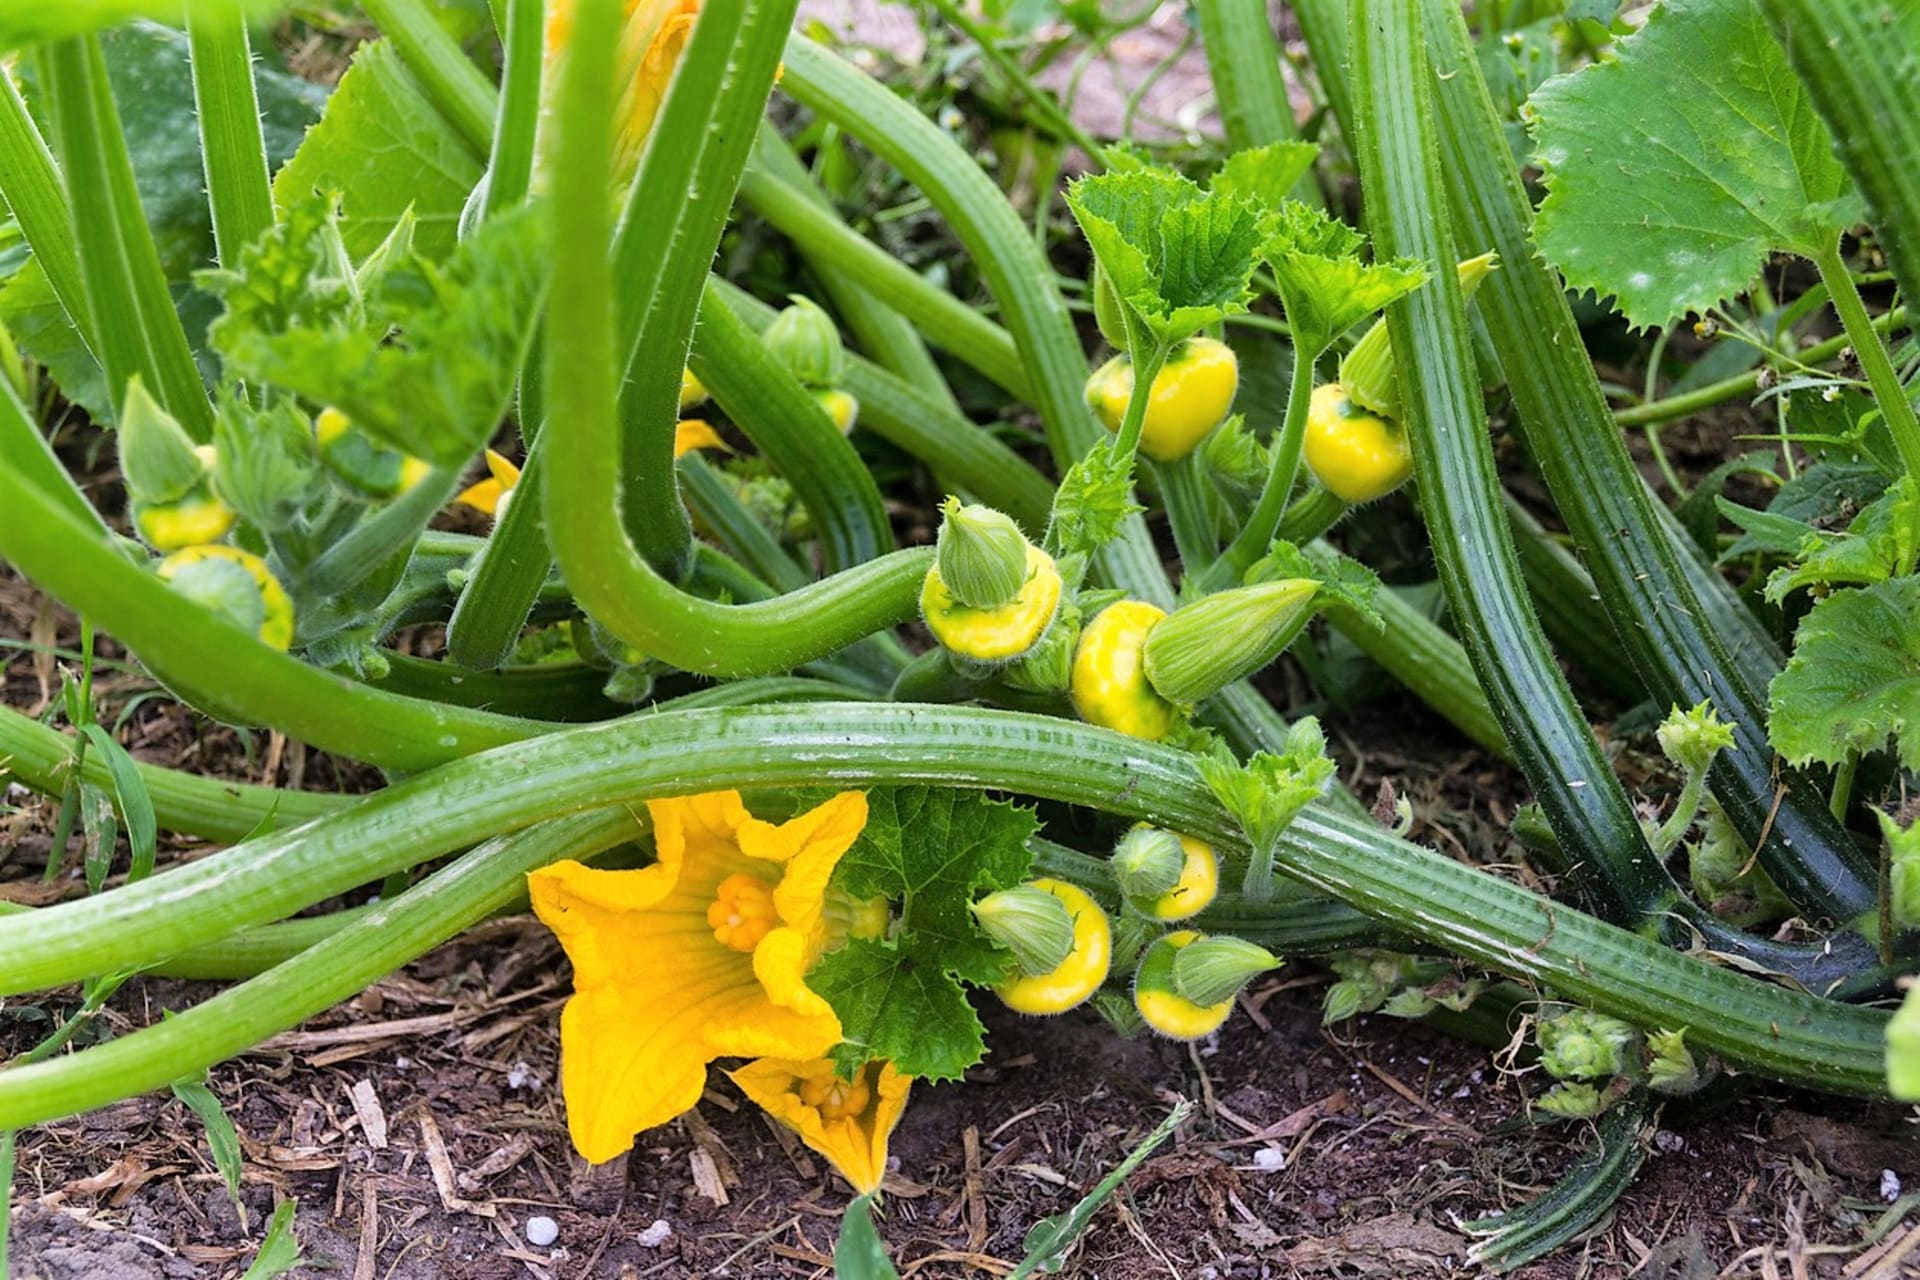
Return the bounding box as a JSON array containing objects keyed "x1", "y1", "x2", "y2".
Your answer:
[{"x1": 0, "y1": 0, "x2": 1915, "y2": 1269}]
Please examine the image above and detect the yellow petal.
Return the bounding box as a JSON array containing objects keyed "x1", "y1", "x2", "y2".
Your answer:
[
  {"x1": 673, "y1": 418, "x2": 730, "y2": 458},
  {"x1": 749, "y1": 925, "x2": 837, "y2": 1024},
  {"x1": 484, "y1": 448, "x2": 522, "y2": 489},
  {"x1": 455, "y1": 477, "x2": 504, "y2": 514},
  {"x1": 729, "y1": 1059, "x2": 912, "y2": 1196},
  {"x1": 741, "y1": 790, "x2": 869, "y2": 935}
]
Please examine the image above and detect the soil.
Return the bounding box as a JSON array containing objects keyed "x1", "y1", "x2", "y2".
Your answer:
[{"x1": 7, "y1": 11, "x2": 1920, "y2": 1280}]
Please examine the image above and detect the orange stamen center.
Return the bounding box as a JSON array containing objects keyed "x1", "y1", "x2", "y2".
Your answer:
[
  {"x1": 707, "y1": 872, "x2": 778, "y2": 952},
  {"x1": 799, "y1": 1070, "x2": 872, "y2": 1121}
]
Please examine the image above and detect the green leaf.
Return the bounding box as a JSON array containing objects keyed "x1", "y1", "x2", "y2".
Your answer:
[
  {"x1": 270, "y1": 39, "x2": 483, "y2": 259},
  {"x1": 1211, "y1": 141, "x2": 1320, "y2": 212},
  {"x1": 240, "y1": 1201, "x2": 302, "y2": 1280},
  {"x1": 1065, "y1": 169, "x2": 1268, "y2": 345},
  {"x1": 812, "y1": 788, "x2": 1037, "y2": 1080},
  {"x1": 171, "y1": 1076, "x2": 245, "y2": 1206},
  {"x1": 1008, "y1": 1102, "x2": 1190, "y2": 1279},
  {"x1": 810, "y1": 938, "x2": 989, "y2": 1082},
  {"x1": 78, "y1": 725, "x2": 156, "y2": 883},
  {"x1": 1046, "y1": 438, "x2": 1145, "y2": 563},
  {"x1": 1528, "y1": 0, "x2": 1864, "y2": 330},
  {"x1": 1196, "y1": 716, "x2": 1336, "y2": 853},
  {"x1": 206, "y1": 201, "x2": 547, "y2": 466},
  {"x1": 0, "y1": 0, "x2": 282, "y2": 52},
  {"x1": 1244, "y1": 539, "x2": 1383, "y2": 629},
  {"x1": 833, "y1": 1195, "x2": 901, "y2": 1280},
  {"x1": 1761, "y1": 478, "x2": 1920, "y2": 601},
  {"x1": 1259, "y1": 201, "x2": 1426, "y2": 355},
  {"x1": 1768, "y1": 577, "x2": 1920, "y2": 769}
]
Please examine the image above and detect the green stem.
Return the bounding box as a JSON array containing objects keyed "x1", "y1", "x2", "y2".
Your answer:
[
  {"x1": 1815, "y1": 244, "x2": 1920, "y2": 489},
  {"x1": 442, "y1": 442, "x2": 552, "y2": 670},
  {"x1": 1199, "y1": 339, "x2": 1319, "y2": 591},
  {"x1": 47, "y1": 37, "x2": 210, "y2": 435},
  {"x1": 1276, "y1": 486, "x2": 1348, "y2": 544},
  {"x1": 1109, "y1": 339, "x2": 1168, "y2": 463},
  {"x1": 1653, "y1": 765, "x2": 1710, "y2": 858},
  {"x1": 0, "y1": 810, "x2": 639, "y2": 1129},
  {"x1": 356, "y1": 0, "x2": 496, "y2": 157},
  {"x1": 1612, "y1": 308, "x2": 1907, "y2": 428},
  {"x1": 735, "y1": 165, "x2": 1035, "y2": 402},
  {"x1": 924, "y1": 0, "x2": 1109, "y2": 163},
  {"x1": 478, "y1": 0, "x2": 542, "y2": 221},
  {"x1": 0, "y1": 69, "x2": 92, "y2": 358},
  {"x1": 186, "y1": 6, "x2": 274, "y2": 268},
  {"x1": 1152, "y1": 454, "x2": 1219, "y2": 574},
  {"x1": 1831, "y1": 751, "x2": 1858, "y2": 825},
  {"x1": 0, "y1": 705, "x2": 1888, "y2": 1112}
]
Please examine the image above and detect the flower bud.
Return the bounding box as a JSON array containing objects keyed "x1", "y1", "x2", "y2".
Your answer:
[
  {"x1": 1656, "y1": 700, "x2": 1735, "y2": 776},
  {"x1": 1133, "y1": 931, "x2": 1234, "y2": 1040},
  {"x1": 935, "y1": 497, "x2": 1032, "y2": 610},
  {"x1": 1340, "y1": 251, "x2": 1498, "y2": 420},
  {"x1": 1170, "y1": 935, "x2": 1279, "y2": 1007},
  {"x1": 1092, "y1": 262, "x2": 1127, "y2": 349},
  {"x1": 155, "y1": 545, "x2": 294, "y2": 651},
  {"x1": 1322, "y1": 980, "x2": 1368, "y2": 1024},
  {"x1": 994, "y1": 879, "x2": 1112, "y2": 1014},
  {"x1": 1536, "y1": 1007, "x2": 1638, "y2": 1081},
  {"x1": 764, "y1": 295, "x2": 846, "y2": 389},
  {"x1": 1110, "y1": 825, "x2": 1184, "y2": 902},
  {"x1": 120, "y1": 376, "x2": 207, "y2": 504},
  {"x1": 1536, "y1": 1081, "x2": 1605, "y2": 1120},
  {"x1": 1646, "y1": 1028, "x2": 1699, "y2": 1094},
  {"x1": 1142, "y1": 578, "x2": 1319, "y2": 706},
  {"x1": 972, "y1": 885, "x2": 1077, "y2": 977}
]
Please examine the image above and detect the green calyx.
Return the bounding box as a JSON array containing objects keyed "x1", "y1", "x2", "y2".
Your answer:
[
  {"x1": 1537, "y1": 1006, "x2": 1639, "y2": 1081},
  {"x1": 763, "y1": 294, "x2": 847, "y2": 389},
  {"x1": 972, "y1": 884, "x2": 1077, "y2": 977},
  {"x1": 1142, "y1": 577, "x2": 1320, "y2": 706},
  {"x1": 935, "y1": 496, "x2": 1032, "y2": 609},
  {"x1": 1655, "y1": 700, "x2": 1735, "y2": 776},
  {"x1": 1170, "y1": 935, "x2": 1280, "y2": 1006},
  {"x1": 163, "y1": 556, "x2": 268, "y2": 639},
  {"x1": 119, "y1": 376, "x2": 209, "y2": 505},
  {"x1": 1339, "y1": 251, "x2": 1498, "y2": 419},
  {"x1": 1111, "y1": 825, "x2": 1185, "y2": 902}
]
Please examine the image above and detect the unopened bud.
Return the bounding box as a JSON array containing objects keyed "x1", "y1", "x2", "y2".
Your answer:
[
  {"x1": 1170, "y1": 935, "x2": 1280, "y2": 1007},
  {"x1": 1110, "y1": 825, "x2": 1184, "y2": 901},
  {"x1": 764, "y1": 295, "x2": 846, "y2": 389},
  {"x1": 1537, "y1": 1081, "x2": 1605, "y2": 1119},
  {"x1": 1340, "y1": 251, "x2": 1498, "y2": 419},
  {"x1": 1537, "y1": 1007, "x2": 1637, "y2": 1081},
  {"x1": 1646, "y1": 1028, "x2": 1699, "y2": 1094},
  {"x1": 972, "y1": 885, "x2": 1077, "y2": 977},
  {"x1": 1142, "y1": 578, "x2": 1319, "y2": 706},
  {"x1": 936, "y1": 497, "x2": 1032, "y2": 609},
  {"x1": 120, "y1": 377, "x2": 207, "y2": 504},
  {"x1": 1656, "y1": 700, "x2": 1735, "y2": 776}
]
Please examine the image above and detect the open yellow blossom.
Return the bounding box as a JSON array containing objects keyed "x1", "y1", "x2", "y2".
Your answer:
[
  {"x1": 729, "y1": 1057, "x2": 912, "y2": 1195},
  {"x1": 529, "y1": 789, "x2": 868, "y2": 1163},
  {"x1": 545, "y1": 0, "x2": 700, "y2": 191}
]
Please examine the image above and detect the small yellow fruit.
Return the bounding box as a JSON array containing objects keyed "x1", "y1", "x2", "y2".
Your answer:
[
  {"x1": 135, "y1": 491, "x2": 236, "y2": 551},
  {"x1": 996, "y1": 879, "x2": 1112, "y2": 1015},
  {"x1": 1133, "y1": 931, "x2": 1234, "y2": 1040},
  {"x1": 1070, "y1": 600, "x2": 1176, "y2": 741},
  {"x1": 1085, "y1": 336, "x2": 1239, "y2": 463},
  {"x1": 1302, "y1": 382, "x2": 1414, "y2": 503},
  {"x1": 815, "y1": 388, "x2": 859, "y2": 435},
  {"x1": 1142, "y1": 836, "x2": 1219, "y2": 922},
  {"x1": 155, "y1": 544, "x2": 295, "y2": 651},
  {"x1": 921, "y1": 543, "x2": 1062, "y2": 662}
]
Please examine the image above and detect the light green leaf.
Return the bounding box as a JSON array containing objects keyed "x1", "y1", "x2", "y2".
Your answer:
[
  {"x1": 1046, "y1": 438, "x2": 1145, "y2": 563},
  {"x1": 240, "y1": 1202, "x2": 302, "y2": 1280},
  {"x1": 1761, "y1": 478, "x2": 1920, "y2": 602},
  {"x1": 1066, "y1": 169, "x2": 1268, "y2": 346},
  {"x1": 271, "y1": 39, "x2": 482, "y2": 259},
  {"x1": 1529, "y1": 0, "x2": 1863, "y2": 330},
  {"x1": 79, "y1": 725, "x2": 156, "y2": 883},
  {"x1": 1211, "y1": 141, "x2": 1320, "y2": 212},
  {"x1": 205, "y1": 201, "x2": 547, "y2": 466},
  {"x1": 171, "y1": 1076, "x2": 245, "y2": 1206},
  {"x1": 1768, "y1": 577, "x2": 1920, "y2": 769},
  {"x1": 833, "y1": 1196, "x2": 901, "y2": 1280},
  {"x1": 1260, "y1": 202, "x2": 1427, "y2": 355}
]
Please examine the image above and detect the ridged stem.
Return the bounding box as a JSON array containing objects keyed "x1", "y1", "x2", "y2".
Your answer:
[
  {"x1": 185, "y1": 6, "x2": 274, "y2": 268},
  {"x1": 1191, "y1": 0, "x2": 1322, "y2": 205}
]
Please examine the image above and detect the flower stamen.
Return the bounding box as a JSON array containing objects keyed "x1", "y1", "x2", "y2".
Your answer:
[
  {"x1": 799, "y1": 1069, "x2": 872, "y2": 1122},
  {"x1": 708, "y1": 872, "x2": 779, "y2": 952}
]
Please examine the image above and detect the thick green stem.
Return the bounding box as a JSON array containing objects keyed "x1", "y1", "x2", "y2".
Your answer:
[
  {"x1": 0, "y1": 74, "x2": 90, "y2": 343},
  {"x1": 1200, "y1": 340, "x2": 1319, "y2": 591},
  {"x1": 0, "y1": 705, "x2": 1888, "y2": 1109},
  {"x1": 478, "y1": 0, "x2": 542, "y2": 221},
  {"x1": 1192, "y1": 0, "x2": 1323, "y2": 206},
  {"x1": 1109, "y1": 340, "x2": 1168, "y2": 463},
  {"x1": 1815, "y1": 244, "x2": 1920, "y2": 488},
  {"x1": 186, "y1": 7, "x2": 273, "y2": 268},
  {"x1": 1153, "y1": 454, "x2": 1219, "y2": 574},
  {"x1": 356, "y1": 0, "x2": 496, "y2": 156}
]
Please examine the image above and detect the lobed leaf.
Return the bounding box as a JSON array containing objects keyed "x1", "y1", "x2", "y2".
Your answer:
[
  {"x1": 1768, "y1": 577, "x2": 1920, "y2": 770},
  {"x1": 1529, "y1": 0, "x2": 1863, "y2": 330}
]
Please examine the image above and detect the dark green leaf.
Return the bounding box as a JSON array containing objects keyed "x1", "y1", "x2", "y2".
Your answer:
[{"x1": 811, "y1": 938, "x2": 989, "y2": 1081}]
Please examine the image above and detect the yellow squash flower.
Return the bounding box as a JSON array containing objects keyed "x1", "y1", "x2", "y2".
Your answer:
[
  {"x1": 528, "y1": 788, "x2": 869, "y2": 1163},
  {"x1": 545, "y1": 0, "x2": 700, "y2": 191},
  {"x1": 729, "y1": 1057, "x2": 912, "y2": 1196},
  {"x1": 457, "y1": 424, "x2": 726, "y2": 517}
]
